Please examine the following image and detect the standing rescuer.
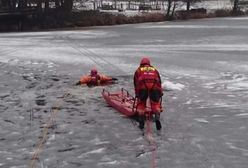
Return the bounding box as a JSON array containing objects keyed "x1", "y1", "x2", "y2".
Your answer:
[
  {"x1": 134, "y1": 57, "x2": 163, "y2": 130},
  {"x1": 76, "y1": 68, "x2": 118, "y2": 87}
]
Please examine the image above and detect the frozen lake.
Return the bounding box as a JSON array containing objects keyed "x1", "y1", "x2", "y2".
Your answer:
[{"x1": 0, "y1": 16, "x2": 248, "y2": 168}]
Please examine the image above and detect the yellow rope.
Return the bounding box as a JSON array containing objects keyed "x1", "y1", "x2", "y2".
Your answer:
[{"x1": 29, "y1": 93, "x2": 69, "y2": 168}]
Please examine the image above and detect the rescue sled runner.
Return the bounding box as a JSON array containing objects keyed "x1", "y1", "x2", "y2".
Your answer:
[{"x1": 102, "y1": 88, "x2": 154, "y2": 117}]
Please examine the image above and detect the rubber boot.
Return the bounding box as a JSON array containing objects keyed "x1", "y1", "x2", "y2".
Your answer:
[
  {"x1": 155, "y1": 113, "x2": 162, "y2": 130},
  {"x1": 139, "y1": 116, "x2": 145, "y2": 130}
]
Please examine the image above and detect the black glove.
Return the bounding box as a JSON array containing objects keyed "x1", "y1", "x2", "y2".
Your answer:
[
  {"x1": 75, "y1": 81, "x2": 81, "y2": 86},
  {"x1": 112, "y1": 77, "x2": 118, "y2": 81}
]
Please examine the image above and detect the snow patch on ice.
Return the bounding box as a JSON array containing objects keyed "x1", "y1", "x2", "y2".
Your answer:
[
  {"x1": 68, "y1": 131, "x2": 74, "y2": 135},
  {"x1": 78, "y1": 148, "x2": 106, "y2": 158},
  {"x1": 90, "y1": 137, "x2": 110, "y2": 145},
  {"x1": 204, "y1": 72, "x2": 248, "y2": 92},
  {"x1": 227, "y1": 82, "x2": 248, "y2": 91},
  {"x1": 0, "y1": 151, "x2": 10, "y2": 154},
  {"x1": 86, "y1": 148, "x2": 105, "y2": 154},
  {"x1": 211, "y1": 115, "x2": 224, "y2": 118},
  {"x1": 48, "y1": 134, "x2": 56, "y2": 141},
  {"x1": 235, "y1": 113, "x2": 248, "y2": 117},
  {"x1": 221, "y1": 73, "x2": 248, "y2": 91},
  {"x1": 98, "y1": 160, "x2": 121, "y2": 165},
  {"x1": 162, "y1": 81, "x2": 185, "y2": 91},
  {"x1": 212, "y1": 102, "x2": 236, "y2": 108},
  {"x1": 194, "y1": 118, "x2": 209, "y2": 123},
  {"x1": 11, "y1": 132, "x2": 21, "y2": 135},
  {"x1": 226, "y1": 142, "x2": 248, "y2": 152},
  {"x1": 227, "y1": 94, "x2": 236, "y2": 97},
  {"x1": 203, "y1": 82, "x2": 216, "y2": 89},
  {"x1": 184, "y1": 99, "x2": 192, "y2": 104},
  {"x1": 133, "y1": 137, "x2": 144, "y2": 142}
]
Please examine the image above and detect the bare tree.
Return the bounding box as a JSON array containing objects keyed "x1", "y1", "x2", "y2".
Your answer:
[{"x1": 166, "y1": 0, "x2": 178, "y2": 20}]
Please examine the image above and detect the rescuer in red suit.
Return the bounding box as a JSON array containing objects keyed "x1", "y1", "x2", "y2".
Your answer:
[
  {"x1": 76, "y1": 68, "x2": 117, "y2": 87},
  {"x1": 134, "y1": 57, "x2": 163, "y2": 130}
]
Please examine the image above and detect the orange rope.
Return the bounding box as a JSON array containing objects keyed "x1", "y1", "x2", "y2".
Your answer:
[
  {"x1": 29, "y1": 92, "x2": 69, "y2": 168},
  {"x1": 146, "y1": 113, "x2": 157, "y2": 168}
]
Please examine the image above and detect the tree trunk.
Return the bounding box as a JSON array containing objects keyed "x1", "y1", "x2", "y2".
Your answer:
[
  {"x1": 63, "y1": 0, "x2": 73, "y2": 12},
  {"x1": 93, "y1": 1, "x2": 96, "y2": 10},
  {"x1": 37, "y1": 0, "x2": 42, "y2": 11},
  {"x1": 55, "y1": 0, "x2": 60, "y2": 8},
  {"x1": 9, "y1": 0, "x2": 17, "y2": 10},
  {"x1": 171, "y1": 1, "x2": 176, "y2": 16},
  {"x1": 18, "y1": 0, "x2": 27, "y2": 9},
  {"x1": 232, "y1": 0, "x2": 239, "y2": 14},
  {"x1": 166, "y1": 0, "x2": 171, "y2": 17},
  {"x1": 45, "y1": 0, "x2": 49, "y2": 10},
  {"x1": 114, "y1": 0, "x2": 117, "y2": 9},
  {"x1": 186, "y1": 0, "x2": 190, "y2": 11}
]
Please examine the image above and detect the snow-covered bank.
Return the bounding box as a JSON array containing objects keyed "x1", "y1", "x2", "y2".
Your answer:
[{"x1": 76, "y1": 0, "x2": 233, "y2": 13}]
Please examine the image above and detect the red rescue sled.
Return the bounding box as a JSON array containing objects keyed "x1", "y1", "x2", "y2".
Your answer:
[{"x1": 102, "y1": 88, "x2": 153, "y2": 117}]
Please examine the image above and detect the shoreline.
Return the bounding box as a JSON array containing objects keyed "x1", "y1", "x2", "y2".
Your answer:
[{"x1": 0, "y1": 9, "x2": 247, "y2": 32}]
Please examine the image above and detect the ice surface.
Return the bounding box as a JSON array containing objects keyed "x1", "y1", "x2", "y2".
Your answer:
[{"x1": 1, "y1": 16, "x2": 248, "y2": 168}]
